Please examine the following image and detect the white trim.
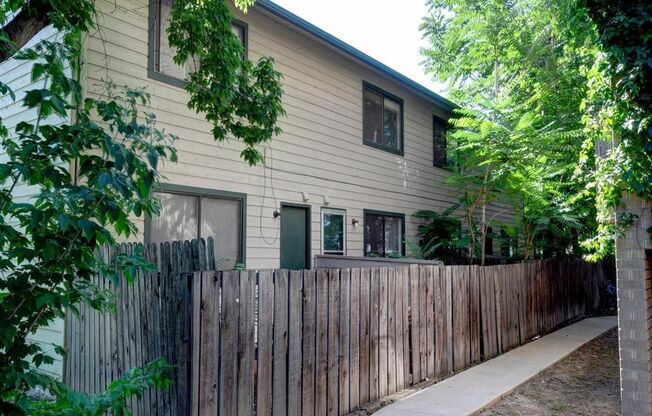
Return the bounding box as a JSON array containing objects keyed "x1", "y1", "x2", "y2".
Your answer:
[{"x1": 321, "y1": 207, "x2": 347, "y2": 255}]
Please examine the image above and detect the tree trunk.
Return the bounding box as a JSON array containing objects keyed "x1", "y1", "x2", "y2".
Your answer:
[{"x1": 467, "y1": 209, "x2": 476, "y2": 265}]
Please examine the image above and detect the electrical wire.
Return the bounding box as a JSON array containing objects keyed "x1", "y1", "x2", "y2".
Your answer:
[{"x1": 259, "y1": 144, "x2": 280, "y2": 245}]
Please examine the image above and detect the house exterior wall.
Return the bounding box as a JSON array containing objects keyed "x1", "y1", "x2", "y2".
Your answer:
[
  {"x1": 0, "y1": 25, "x2": 68, "y2": 377},
  {"x1": 85, "y1": 0, "x2": 513, "y2": 269},
  {"x1": 616, "y1": 194, "x2": 652, "y2": 416}
]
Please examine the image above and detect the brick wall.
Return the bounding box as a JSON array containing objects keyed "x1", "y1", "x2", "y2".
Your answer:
[{"x1": 616, "y1": 195, "x2": 652, "y2": 416}]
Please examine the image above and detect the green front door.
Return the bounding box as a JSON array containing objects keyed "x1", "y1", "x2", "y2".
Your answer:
[{"x1": 280, "y1": 204, "x2": 310, "y2": 269}]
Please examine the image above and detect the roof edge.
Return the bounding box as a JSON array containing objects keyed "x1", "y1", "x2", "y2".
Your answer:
[{"x1": 255, "y1": 0, "x2": 457, "y2": 111}]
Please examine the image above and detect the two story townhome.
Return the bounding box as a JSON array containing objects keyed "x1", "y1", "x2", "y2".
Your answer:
[
  {"x1": 5, "y1": 0, "x2": 514, "y2": 272},
  {"x1": 97, "y1": 0, "x2": 510, "y2": 270}
]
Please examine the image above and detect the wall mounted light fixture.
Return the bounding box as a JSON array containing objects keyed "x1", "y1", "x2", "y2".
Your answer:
[
  {"x1": 273, "y1": 210, "x2": 281, "y2": 218},
  {"x1": 351, "y1": 218, "x2": 360, "y2": 227}
]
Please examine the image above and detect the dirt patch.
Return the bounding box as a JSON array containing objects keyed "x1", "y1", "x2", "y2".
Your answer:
[{"x1": 479, "y1": 327, "x2": 620, "y2": 416}]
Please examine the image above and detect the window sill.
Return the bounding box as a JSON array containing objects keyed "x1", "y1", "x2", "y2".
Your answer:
[{"x1": 147, "y1": 68, "x2": 187, "y2": 89}]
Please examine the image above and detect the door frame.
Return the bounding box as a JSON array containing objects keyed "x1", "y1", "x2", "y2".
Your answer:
[{"x1": 280, "y1": 202, "x2": 312, "y2": 269}]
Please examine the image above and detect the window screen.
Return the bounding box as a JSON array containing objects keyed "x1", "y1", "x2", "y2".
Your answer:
[
  {"x1": 322, "y1": 209, "x2": 346, "y2": 255},
  {"x1": 433, "y1": 116, "x2": 447, "y2": 167},
  {"x1": 156, "y1": 0, "x2": 187, "y2": 79},
  {"x1": 149, "y1": 192, "x2": 198, "y2": 242},
  {"x1": 200, "y1": 197, "x2": 242, "y2": 270},
  {"x1": 149, "y1": 191, "x2": 244, "y2": 270},
  {"x1": 231, "y1": 21, "x2": 245, "y2": 45},
  {"x1": 154, "y1": 0, "x2": 246, "y2": 80},
  {"x1": 363, "y1": 84, "x2": 403, "y2": 153}
]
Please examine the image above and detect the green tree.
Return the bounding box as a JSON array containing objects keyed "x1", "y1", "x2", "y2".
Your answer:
[
  {"x1": 0, "y1": 0, "x2": 284, "y2": 413},
  {"x1": 420, "y1": 0, "x2": 597, "y2": 262},
  {"x1": 413, "y1": 204, "x2": 468, "y2": 264},
  {"x1": 575, "y1": 0, "x2": 652, "y2": 259}
]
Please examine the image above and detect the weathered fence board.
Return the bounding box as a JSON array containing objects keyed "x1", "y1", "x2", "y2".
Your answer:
[
  {"x1": 315, "y1": 269, "x2": 328, "y2": 416},
  {"x1": 301, "y1": 270, "x2": 317, "y2": 416},
  {"x1": 358, "y1": 268, "x2": 371, "y2": 404},
  {"x1": 349, "y1": 268, "x2": 361, "y2": 408},
  {"x1": 453, "y1": 266, "x2": 470, "y2": 370},
  {"x1": 386, "y1": 267, "x2": 397, "y2": 395},
  {"x1": 66, "y1": 240, "x2": 610, "y2": 416},
  {"x1": 273, "y1": 270, "x2": 289, "y2": 416},
  {"x1": 418, "y1": 266, "x2": 428, "y2": 381},
  {"x1": 339, "y1": 268, "x2": 351, "y2": 416},
  {"x1": 369, "y1": 268, "x2": 380, "y2": 401},
  {"x1": 409, "y1": 264, "x2": 420, "y2": 383},
  {"x1": 327, "y1": 269, "x2": 340, "y2": 416},
  {"x1": 198, "y1": 271, "x2": 219, "y2": 416},
  {"x1": 288, "y1": 270, "x2": 304, "y2": 416},
  {"x1": 256, "y1": 270, "x2": 274, "y2": 416},
  {"x1": 469, "y1": 266, "x2": 481, "y2": 364},
  {"x1": 434, "y1": 266, "x2": 448, "y2": 377},
  {"x1": 378, "y1": 268, "x2": 388, "y2": 398},
  {"x1": 425, "y1": 266, "x2": 435, "y2": 379},
  {"x1": 395, "y1": 267, "x2": 408, "y2": 389},
  {"x1": 219, "y1": 270, "x2": 238, "y2": 416},
  {"x1": 401, "y1": 267, "x2": 412, "y2": 387}
]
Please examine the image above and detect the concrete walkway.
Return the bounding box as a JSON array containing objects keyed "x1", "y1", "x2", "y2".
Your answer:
[{"x1": 375, "y1": 316, "x2": 617, "y2": 416}]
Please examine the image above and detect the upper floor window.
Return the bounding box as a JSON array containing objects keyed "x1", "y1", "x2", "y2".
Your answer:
[
  {"x1": 433, "y1": 116, "x2": 447, "y2": 168},
  {"x1": 146, "y1": 186, "x2": 246, "y2": 270},
  {"x1": 231, "y1": 20, "x2": 247, "y2": 48},
  {"x1": 149, "y1": 0, "x2": 247, "y2": 86},
  {"x1": 363, "y1": 82, "x2": 404, "y2": 155}
]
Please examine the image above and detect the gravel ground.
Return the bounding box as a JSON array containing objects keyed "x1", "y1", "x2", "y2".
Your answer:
[{"x1": 479, "y1": 326, "x2": 620, "y2": 416}]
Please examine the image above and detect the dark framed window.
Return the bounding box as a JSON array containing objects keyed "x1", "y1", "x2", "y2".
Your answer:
[
  {"x1": 485, "y1": 226, "x2": 493, "y2": 256},
  {"x1": 433, "y1": 115, "x2": 447, "y2": 168},
  {"x1": 364, "y1": 210, "x2": 405, "y2": 257},
  {"x1": 321, "y1": 208, "x2": 346, "y2": 255},
  {"x1": 362, "y1": 82, "x2": 404, "y2": 155},
  {"x1": 231, "y1": 20, "x2": 248, "y2": 54},
  {"x1": 148, "y1": 0, "x2": 248, "y2": 87},
  {"x1": 145, "y1": 185, "x2": 247, "y2": 270}
]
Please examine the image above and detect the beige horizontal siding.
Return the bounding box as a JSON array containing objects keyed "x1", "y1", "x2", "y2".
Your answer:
[
  {"x1": 87, "y1": 0, "x2": 513, "y2": 268},
  {"x1": 0, "y1": 25, "x2": 69, "y2": 377}
]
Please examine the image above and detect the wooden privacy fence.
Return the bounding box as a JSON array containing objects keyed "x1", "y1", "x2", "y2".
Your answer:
[
  {"x1": 64, "y1": 239, "x2": 217, "y2": 416},
  {"x1": 65, "y1": 244, "x2": 609, "y2": 416}
]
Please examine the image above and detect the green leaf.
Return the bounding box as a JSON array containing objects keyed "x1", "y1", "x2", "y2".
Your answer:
[
  {"x1": 31, "y1": 63, "x2": 46, "y2": 82},
  {"x1": 97, "y1": 171, "x2": 112, "y2": 189},
  {"x1": 0, "y1": 163, "x2": 11, "y2": 180},
  {"x1": 78, "y1": 219, "x2": 98, "y2": 240},
  {"x1": 58, "y1": 214, "x2": 71, "y2": 232}
]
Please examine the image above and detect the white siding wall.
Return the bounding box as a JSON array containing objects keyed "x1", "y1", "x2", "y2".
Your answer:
[
  {"x1": 0, "y1": 26, "x2": 69, "y2": 377},
  {"x1": 87, "y1": 0, "x2": 513, "y2": 269}
]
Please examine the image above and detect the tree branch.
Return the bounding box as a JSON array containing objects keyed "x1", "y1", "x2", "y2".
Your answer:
[{"x1": 1, "y1": 1, "x2": 53, "y2": 63}]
